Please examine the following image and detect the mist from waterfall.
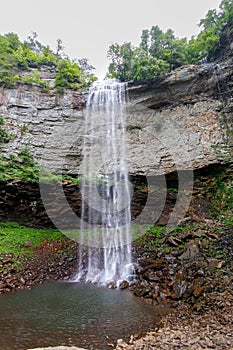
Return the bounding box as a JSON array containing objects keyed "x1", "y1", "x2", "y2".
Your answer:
[{"x1": 74, "y1": 79, "x2": 133, "y2": 285}]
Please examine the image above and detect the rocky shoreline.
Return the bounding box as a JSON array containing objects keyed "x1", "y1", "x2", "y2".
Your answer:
[
  {"x1": 0, "y1": 166, "x2": 232, "y2": 349},
  {"x1": 1, "y1": 216, "x2": 232, "y2": 350},
  {"x1": 130, "y1": 219, "x2": 233, "y2": 309},
  {"x1": 117, "y1": 217, "x2": 233, "y2": 349},
  {"x1": 116, "y1": 303, "x2": 233, "y2": 349},
  {"x1": 0, "y1": 238, "x2": 77, "y2": 294}
]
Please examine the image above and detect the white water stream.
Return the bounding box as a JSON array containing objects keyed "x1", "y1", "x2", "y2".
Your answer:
[{"x1": 74, "y1": 79, "x2": 133, "y2": 284}]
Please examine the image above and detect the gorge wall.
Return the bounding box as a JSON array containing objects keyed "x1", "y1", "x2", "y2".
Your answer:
[
  {"x1": 0, "y1": 30, "x2": 232, "y2": 227},
  {"x1": 0, "y1": 36, "x2": 232, "y2": 177},
  {"x1": 0, "y1": 68, "x2": 232, "y2": 178},
  {"x1": 126, "y1": 60, "x2": 232, "y2": 175}
]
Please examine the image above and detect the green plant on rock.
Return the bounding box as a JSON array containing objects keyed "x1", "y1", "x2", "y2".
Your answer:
[
  {"x1": 0, "y1": 117, "x2": 10, "y2": 143},
  {"x1": 126, "y1": 124, "x2": 142, "y2": 131},
  {"x1": 211, "y1": 144, "x2": 233, "y2": 164},
  {"x1": 209, "y1": 171, "x2": 233, "y2": 219},
  {"x1": 55, "y1": 59, "x2": 96, "y2": 94},
  {"x1": 134, "y1": 225, "x2": 167, "y2": 251},
  {"x1": 16, "y1": 71, "x2": 50, "y2": 91},
  {"x1": 0, "y1": 148, "x2": 40, "y2": 182},
  {"x1": 20, "y1": 123, "x2": 29, "y2": 135},
  {"x1": 38, "y1": 169, "x2": 81, "y2": 185}
]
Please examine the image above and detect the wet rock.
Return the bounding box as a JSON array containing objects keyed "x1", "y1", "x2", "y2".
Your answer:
[
  {"x1": 192, "y1": 277, "x2": 210, "y2": 298},
  {"x1": 107, "y1": 281, "x2": 117, "y2": 289},
  {"x1": 119, "y1": 280, "x2": 129, "y2": 289},
  {"x1": 20, "y1": 277, "x2": 26, "y2": 285},
  {"x1": 133, "y1": 282, "x2": 151, "y2": 297}
]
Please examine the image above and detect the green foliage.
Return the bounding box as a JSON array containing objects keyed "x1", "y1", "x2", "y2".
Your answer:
[
  {"x1": 223, "y1": 216, "x2": 233, "y2": 227},
  {"x1": 39, "y1": 169, "x2": 80, "y2": 185},
  {"x1": 0, "y1": 32, "x2": 96, "y2": 91},
  {"x1": 107, "y1": 26, "x2": 188, "y2": 81},
  {"x1": 15, "y1": 71, "x2": 50, "y2": 90},
  {"x1": 211, "y1": 144, "x2": 233, "y2": 164},
  {"x1": 0, "y1": 221, "x2": 64, "y2": 255},
  {"x1": 55, "y1": 60, "x2": 88, "y2": 94},
  {"x1": 133, "y1": 225, "x2": 167, "y2": 252},
  {"x1": 107, "y1": 0, "x2": 233, "y2": 82},
  {"x1": 0, "y1": 148, "x2": 40, "y2": 182},
  {"x1": 126, "y1": 124, "x2": 142, "y2": 131},
  {"x1": 107, "y1": 42, "x2": 135, "y2": 81},
  {"x1": 0, "y1": 117, "x2": 11, "y2": 142},
  {"x1": 132, "y1": 53, "x2": 169, "y2": 81},
  {"x1": 210, "y1": 171, "x2": 233, "y2": 219}
]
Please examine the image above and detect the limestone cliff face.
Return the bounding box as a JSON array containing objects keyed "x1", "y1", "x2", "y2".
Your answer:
[
  {"x1": 126, "y1": 59, "x2": 233, "y2": 175},
  {"x1": 0, "y1": 85, "x2": 86, "y2": 173},
  {"x1": 0, "y1": 52, "x2": 232, "y2": 176}
]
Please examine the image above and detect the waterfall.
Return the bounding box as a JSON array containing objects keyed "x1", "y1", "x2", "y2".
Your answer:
[{"x1": 74, "y1": 79, "x2": 133, "y2": 285}]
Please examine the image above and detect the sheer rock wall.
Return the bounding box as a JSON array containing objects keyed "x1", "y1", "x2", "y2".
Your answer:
[{"x1": 0, "y1": 58, "x2": 232, "y2": 177}]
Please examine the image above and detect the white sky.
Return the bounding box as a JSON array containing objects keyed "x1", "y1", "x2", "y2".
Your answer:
[{"x1": 1, "y1": 0, "x2": 221, "y2": 79}]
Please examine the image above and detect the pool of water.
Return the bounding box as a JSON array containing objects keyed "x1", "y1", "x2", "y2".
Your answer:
[{"x1": 0, "y1": 282, "x2": 169, "y2": 350}]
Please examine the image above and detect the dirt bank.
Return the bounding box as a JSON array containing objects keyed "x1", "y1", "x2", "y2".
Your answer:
[{"x1": 0, "y1": 238, "x2": 77, "y2": 294}]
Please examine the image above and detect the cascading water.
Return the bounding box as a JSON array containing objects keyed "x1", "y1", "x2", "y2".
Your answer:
[{"x1": 74, "y1": 79, "x2": 133, "y2": 285}]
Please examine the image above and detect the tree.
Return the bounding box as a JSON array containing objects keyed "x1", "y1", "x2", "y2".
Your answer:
[
  {"x1": 140, "y1": 29, "x2": 150, "y2": 55},
  {"x1": 56, "y1": 38, "x2": 64, "y2": 58},
  {"x1": 25, "y1": 32, "x2": 43, "y2": 54},
  {"x1": 54, "y1": 60, "x2": 92, "y2": 93},
  {"x1": 149, "y1": 25, "x2": 164, "y2": 57},
  {"x1": 78, "y1": 58, "x2": 95, "y2": 76},
  {"x1": 199, "y1": 9, "x2": 218, "y2": 30},
  {"x1": 162, "y1": 37, "x2": 188, "y2": 69},
  {"x1": 107, "y1": 42, "x2": 135, "y2": 81},
  {"x1": 132, "y1": 51, "x2": 169, "y2": 81},
  {"x1": 107, "y1": 0, "x2": 233, "y2": 81},
  {"x1": 0, "y1": 32, "x2": 96, "y2": 91},
  {"x1": 219, "y1": 0, "x2": 233, "y2": 23},
  {"x1": 4, "y1": 33, "x2": 21, "y2": 51}
]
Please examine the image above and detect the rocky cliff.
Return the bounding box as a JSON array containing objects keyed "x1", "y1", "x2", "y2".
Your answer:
[
  {"x1": 0, "y1": 43, "x2": 232, "y2": 177},
  {"x1": 126, "y1": 59, "x2": 233, "y2": 175}
]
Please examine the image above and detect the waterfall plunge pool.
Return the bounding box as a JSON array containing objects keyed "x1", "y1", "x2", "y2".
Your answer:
[{"x1": 0, "y1": 282, "x2": 170, "y2": 350}]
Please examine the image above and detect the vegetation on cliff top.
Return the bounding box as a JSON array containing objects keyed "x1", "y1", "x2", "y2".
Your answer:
[
  {"x1": 107, "y1": 0, "x2": 233, "y2": 81},
  {"x1": 0, "y1": 32, "x2": 97, "y2": 93}
]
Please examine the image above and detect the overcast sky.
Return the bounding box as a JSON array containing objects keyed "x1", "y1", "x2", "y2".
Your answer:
[{"x1": 1, "y1": 0, "x2": 221, "y2": 79}]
